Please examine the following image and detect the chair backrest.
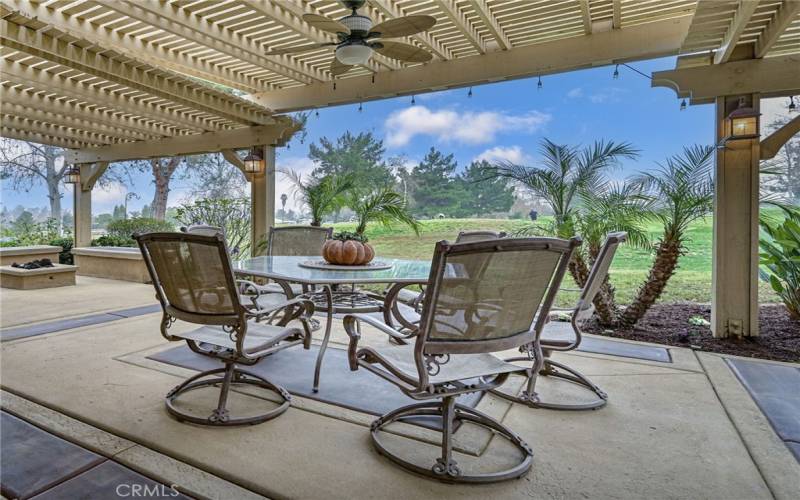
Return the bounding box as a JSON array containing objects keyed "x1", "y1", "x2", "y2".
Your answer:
[
  {"x1": 181, "y1": 225, "x2": 224, "y2": 237},
  {"x1": 574, "y1": 232, "x2": 627, "y2": 321},
  {"x1": 267, "y1": 226, "x2": 333, "y2": 256},
  {"x1": 415, "y1": 237, "x2": 579, "y2": 367},
  {"x1": 135, "y1": 232, "x2": 243, "y2": 325},
  {"x1": 455, "y1": 230, "x2": 507, "y2": 243}
]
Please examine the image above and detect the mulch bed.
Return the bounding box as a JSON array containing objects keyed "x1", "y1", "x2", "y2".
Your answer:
[{"x1": 584, "y1": 303, "x2": 800, "y2": 363}]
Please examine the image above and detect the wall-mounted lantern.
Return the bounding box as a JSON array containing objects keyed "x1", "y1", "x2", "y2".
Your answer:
[
  {"x1": 242, "y1": 146, "x2": 264, "y2": 174},
  {"x1": 64, "y1": 165, "x2": 80, "y2": 184},
  {"x1": 725, "y1": 97, "x2": 760, "y2": 141}
]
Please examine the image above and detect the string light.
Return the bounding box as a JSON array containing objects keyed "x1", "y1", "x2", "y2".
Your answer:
[
  {"x1": 613, "y1": 64, "x2": 619, "y2": 79},
  {"x1": 411, "y1": 95, "x2": 416, "y2": 105},
  {"x1": 789, "y1": 96, "x2": 797, "y2": 113},
  {"x1": 467, "y1": 87, "x2": 473, "y2": 98},
  {"x1": 537, "y1": 75, "x2": 542, "y2": 90},
  {"x1": 315, "y1": 109, "x2": 320, "y2": 117},
  {"x1": 680, "y1": 99, "x2": 687, "y2": 111},
  {"x1": 358, "y1": 101, "x2": 363, "y2": 113}
]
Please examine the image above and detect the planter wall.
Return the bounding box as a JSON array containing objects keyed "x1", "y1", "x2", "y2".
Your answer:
[
  {"x1": 0, "y1": 264, "x2": 77, "y2": 290},
  {"x1": 71, "y1": 247, "x2": 151, "y2": 283},
  {"x1": 0, "y1": 245, "x2": 61, "y2": 266}
]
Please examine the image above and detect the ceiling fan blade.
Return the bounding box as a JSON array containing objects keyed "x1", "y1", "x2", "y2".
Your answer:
[
  {"x1": 265, "y1": 42, "x2": 336, "y2": 56},
  {"x1": 373, "y1": 41, "x2": 432, "y2": 63},
  {"x1": 330, "y1": 58, "x2": 355, "y2": 76},
  {"x1": 302, "y1": 13, "x2": 351, "y2": 35},
  {"x1": 370, "y1": 15, "x2": 436, "y2": 38}
]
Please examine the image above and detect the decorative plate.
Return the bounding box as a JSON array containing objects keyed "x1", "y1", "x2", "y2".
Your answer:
[{"x1": 299, "y1": 260, "x2": 393, "y2": 271}]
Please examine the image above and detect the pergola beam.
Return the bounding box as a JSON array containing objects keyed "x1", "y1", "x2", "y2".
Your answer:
[
  {"x1": 0, "y1": 59, "x2": 211, "y2": 134},
  {"x1": 97, "y1": 0, "x2": 325, "y2": 85},
  {"x1": 755, "y1": 0, "x2": 800, "y2": 58},
  {"x1": 254, "y1": 15, "x2": 692, "y2": 112},
  {"x1": 433, "y1": 0, "x2": 486, "y2": 54},
  {"x1": 652, "y1": 54, "x2": 800, "y2": 104},
  {"x1": 466, "y1": 0, "x2": 510, "y2": 50},
  {"x1": 2, "y1": 0, "x2": 265, "y2": 94},
  {"x1": 713, "y1": 0, "x2": 759, "y2": 64},
  {"x1": 612, "y1": 0, "x2": 622, "y2": 29},
  {"x1": 578, "y1": 0, "x2": 592, "y2": 35},
  {"x1": 0, "y1": 20, "x2": 272, "y2": 126},
  {"x1": 761, "y1": 113, "x2": 800, "y2": 160},
  {"x1": 65, "y1": 120, "x2": 301, "y2": 164}
]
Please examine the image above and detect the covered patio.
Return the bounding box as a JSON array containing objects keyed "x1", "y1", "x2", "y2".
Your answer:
[{"x1": 1, "y1": 0, "x2": 799, "y2": 498}]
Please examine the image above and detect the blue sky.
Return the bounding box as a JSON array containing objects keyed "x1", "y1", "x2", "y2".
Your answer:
[{"x1": 2, "y1": 55, "x2": 717, "y2": 215}]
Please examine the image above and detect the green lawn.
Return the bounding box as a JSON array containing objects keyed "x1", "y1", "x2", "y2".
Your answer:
[{"x1": 329, "y1": 217, "x2": 779, "y2": 306}]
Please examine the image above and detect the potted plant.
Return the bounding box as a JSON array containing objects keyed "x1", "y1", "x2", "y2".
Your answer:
[{"x1": 322, "y1": 188, "x2": 419, "y2": 266}]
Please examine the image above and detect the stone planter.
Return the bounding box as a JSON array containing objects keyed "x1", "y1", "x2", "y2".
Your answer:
[
  {"x1": 71, "y1": 247, "x2": 150, "y2": 283},
  {"x1": 0, "y1": 245, "x2": 61, "y2": 266},
  {"x1": 0, "y1": 264, "x2": 77, "y2": 289}
]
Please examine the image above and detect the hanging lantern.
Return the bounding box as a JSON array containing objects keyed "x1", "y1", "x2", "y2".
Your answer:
[
  {"x1": 726, "y1": 97, "x2": 760, "y2": 141},
  {"x1": 242, "y1": 146, "x2": 264, "y2": 174},
  {"x1": 65, "y1": 165, "x2": 80, "y2": 184}
]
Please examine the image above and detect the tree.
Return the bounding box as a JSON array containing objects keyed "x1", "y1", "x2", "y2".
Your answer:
[
  {"x1": 0, "y1": 141, "x2": 68, "y2": 232},
  {"x1": 761, "y1": 114, "x2": 800, "y2": 203},
  {"x1": 283, "y1": 170, "x2": 355, "y2": 226},
  {"x1": 112, "y1": 204, "x2": 126, "y2": 220},
  {"x1": 458, "y1": 160, "x2": 516, "y2": 217},
  {"x1": 408, "y1": 147, "x2": 465, "y2": 217},
  {"x1": 308, "y1": 132, "x2": 395, "y2": 188},
  {"x1": 621, "y1": 145, "x2": 715, "y2": 326},
  {"x1": 349, "y1": 187, "x2": 420, "y2": 238},
  {"x1": 187, "y1": 153, "x2": 247, "y2": 200},
  {"x1": 148, "y1": 157, "x2": 183, "y2": 220}
]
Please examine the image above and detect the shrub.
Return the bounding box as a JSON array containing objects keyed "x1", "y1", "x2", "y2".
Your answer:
[
  {"x1": 92, "y1": 235, "x2": 136, "y2": 248},
  {"x1": 49, "y1": 237, "x2": 74, "y2": 264},
  {"x1": 106, "y1": 217, "x2": 174, "y2": 240},
  {"x1": 175, "y1": 198, "x2": 251, "y2": 256},
  {"x1": 760, "y1": 204, "x2": 800, "y2": 320}
]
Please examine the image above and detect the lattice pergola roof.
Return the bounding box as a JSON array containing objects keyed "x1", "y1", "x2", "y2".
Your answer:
[{"x1": 1, "y1": 0, "x2": 798, "y2": 157}]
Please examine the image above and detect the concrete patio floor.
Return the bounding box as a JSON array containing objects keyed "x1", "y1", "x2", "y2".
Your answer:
[{"x1": 1, "y1": 277, "x2": 798, "y2": 499}]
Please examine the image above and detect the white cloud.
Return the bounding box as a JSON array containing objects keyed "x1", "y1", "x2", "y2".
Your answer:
[
  {"x1": 275, "y1": 156, "x2": 316, "y2": 212},
  {"x1": 566, "y1": 87, "x2": 583, "y2": 98},
  {"x1": 589, "y1": 87, "x2": 627, "y2": 104},
  {"x1": 384, "y1": 105, "x2": 551, "y2": 147},
  {"x1": 474, "y1": 146, "x2": 530, "y2": 165},
  {"x1": 91, "y1": 182, "x2": 128, "y2": 212}
]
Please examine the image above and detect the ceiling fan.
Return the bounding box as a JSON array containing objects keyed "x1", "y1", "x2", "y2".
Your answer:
[{"x1": 264, "y1": 0, "x2": 437, "y2": 76}]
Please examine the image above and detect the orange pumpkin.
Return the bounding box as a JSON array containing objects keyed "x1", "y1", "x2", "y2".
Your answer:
[{"x1": 322, "y1": 239, "x2": 375, "y2": 266}]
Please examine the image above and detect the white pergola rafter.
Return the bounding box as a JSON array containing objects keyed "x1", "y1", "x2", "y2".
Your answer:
[
  {"x1": 96, "y1": 0, "x2": 326, "y2": 85},
  {"x1": 755, "y1": 0, "x2": 800, "y2": 58},
  {"x1": 1, "y1": 127, "x2": 93, "y2": 149},
  {"x1": 578, "y1": 0, "x2": 592, "y2": 35},
  {"x1": 367, "y1": 0, "x2": 454, "y2": 60},
  {"x1": 466, "y1": 0, "x2": 510, "y2": 50},
  {"x1": 0, "y1": 20, "x2": 273, "y2": 126},
  {"x1": 713, "y1": 0, "x2": 759, "y2": 64},
  {"x1": 0, "y1": 115, "x2": 111, "y2": 146},
  {"x1": 433, "y1": 0, "x2": 487, "y2": 54},
  {"x1": 0, "y1": 58, "x2": 214, "y2": 134},
  {"x1": 1, "y1": 0, "x2": 266, "y2": 94}
]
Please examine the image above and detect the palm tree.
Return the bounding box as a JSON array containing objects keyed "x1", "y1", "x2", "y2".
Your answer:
[
  {"x1": 575, "y1": 181, "x2": 653, "y2": 325},
  {"x1": 485, "y1": 138, "x2": 639, "y2": 323},
  {"x1": 283, "y1": 170, "x2": 354, "y2": 226},
  {"x1": 620, "y1": 145, "x2": 715, "y2": 326},
  {"x1": 349, "y1": 187, "x2": 420, "y2": 239}
]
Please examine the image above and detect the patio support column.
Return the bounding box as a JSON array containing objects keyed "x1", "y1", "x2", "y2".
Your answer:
[
  {"x1": 711, "y1": 94, "x2": 760, "y2": 338},
  {"x1": 72, "y1": 162, "x2": 109, "y2": 248},
  {"x1": 250, "y1": 145, "x2": 275, "y2": 256}
]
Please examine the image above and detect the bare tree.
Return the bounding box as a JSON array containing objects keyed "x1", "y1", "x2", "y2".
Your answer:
[
  {"x1": 148, "y1": 157, "x2": 183, "y2": 220},
  {"x1": 0, "y1": 140, "x2": 68, "y2": 231},
  {"x1": 186, "y1": 153, "x2": 247, "y2": 200}
]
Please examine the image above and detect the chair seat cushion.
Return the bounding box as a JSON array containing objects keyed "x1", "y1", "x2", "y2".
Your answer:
[
  {"x1": 360, "y1": 343, "x2": 526, "y2": 385},
  {"x1": 396, "y1": 288, "x2": 422, "y2": 305},
  {"x1": 254, "y1": 282, "x2": 305, "y2": 296},
  {"x1": 175, "y1": 321, "x2": 302, "y2": 355},
  {"x1": 540, "y1": 321, "x2": 577, "y2": 348}
]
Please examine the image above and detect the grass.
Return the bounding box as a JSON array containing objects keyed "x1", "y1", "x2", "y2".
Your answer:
[{"x1": 329, "y1": 216, "x2": 780, "y2": 306}]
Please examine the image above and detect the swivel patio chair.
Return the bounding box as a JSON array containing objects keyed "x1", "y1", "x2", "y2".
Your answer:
[
  {"x1": 344, "y1": 236, "x2": 579, "y2": 482},
  {"x1": 383, "y1": 230, "x2": 507, "y2": 334},
  {"x1": 135, "y1": 231, "x2": 314, "y2": 426},
  {"x1": 492, "y1": 232, "x2": 627, "y2": 411}
]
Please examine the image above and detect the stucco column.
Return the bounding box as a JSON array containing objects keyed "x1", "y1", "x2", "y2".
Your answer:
[
  {"x1": 250, "y1": 145, "x2": 276, "y2": 256},
  {"x1": 711, "y1": 94, "x2": 760, "y2": 338},
  {"x1": 73, "y1": 169, "x2": 92, "y2": 248}
]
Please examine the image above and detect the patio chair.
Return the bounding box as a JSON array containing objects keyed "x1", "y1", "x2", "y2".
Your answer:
[
  {"x1": 492, "y1": 232, "x2": 627, "y2": 411},
  {"x1": 135, "y1": 231, "x2": 314, "y2": 426},
  {"x1": 382, "y1": 230, "x2": 507, "y2": 335},
  {"x1": 343, "y1": 236, "x2": 579, "y2": 482}
]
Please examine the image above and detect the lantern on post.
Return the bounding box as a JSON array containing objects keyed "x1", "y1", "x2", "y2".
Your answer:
[
  {"x1": 64, "y1": 165, "x2": 81, "y2": 184},
  {"x1": 725, "y1": 97, "x2": 760, "y2": 141},
  {"x1": 242, "y1": 146, "x2": 264, "y2": 174}
]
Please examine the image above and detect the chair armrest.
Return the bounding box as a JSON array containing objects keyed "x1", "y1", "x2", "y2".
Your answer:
[{"x1": 342, "y1": 313, "x2": 413, "y2": 371}]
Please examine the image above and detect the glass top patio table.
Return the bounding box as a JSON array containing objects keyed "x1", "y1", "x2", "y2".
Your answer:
[{"x1": 233, "y1": 255, "x2": 432, "y2": 285}]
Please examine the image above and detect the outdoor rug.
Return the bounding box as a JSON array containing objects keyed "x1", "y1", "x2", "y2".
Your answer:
[{"x1": 149, "y1": 345, "x2": 482, "y2": 430}]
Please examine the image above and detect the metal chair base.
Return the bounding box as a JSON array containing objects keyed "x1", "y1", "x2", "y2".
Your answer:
[
  {"x1": 165, "y1": 363, "x2": 291, "y2": 426},
  {"x1": 492, "y1": 357, "x2": 608, "y2": 411},
  {"x1": 370, "y1": 397, "x2": 533, "y2": 483}
]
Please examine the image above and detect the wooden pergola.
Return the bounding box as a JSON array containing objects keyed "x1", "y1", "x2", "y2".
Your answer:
[{"x1": 1, "y1": 0, "x2": 798, "y2": 338}]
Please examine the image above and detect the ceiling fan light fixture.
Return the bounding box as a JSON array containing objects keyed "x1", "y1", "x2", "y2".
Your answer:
[{"x1": 336, "y1": 43, "x2": 373, "y2": 65}]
